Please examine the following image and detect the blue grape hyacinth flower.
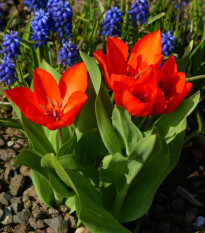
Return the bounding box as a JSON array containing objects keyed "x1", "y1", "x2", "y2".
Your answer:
[
  {"x1": 128, "y1": 0, "x2": 148, "y2": 25},
  {"x1": 193, "y1": 216, "x2": 205, "y2": 227},
  {"x1": 101, "y1": 6, "x2": 123, "y2": 37},
  {"x1": 0, "y1": 56, "x2": 17, "y2": 85},
  {"x1": 47, "y1": 0, "x2": 73, "y2": 39},
  {"x1": 0, "y1": 31, "x2": 21, "y2": 58},
  {"x1": 161, "y1": 31, "x2": 176, "y2": 56},
  {"x1": 24, "y1": 0, "x2": 47, "y2": 12},
  {"x1": 58, "y1": 39, "x2": 79, "y2": 67},
  {"x1": 30, "y1": 9, "x2": 52, "y2": 48}
]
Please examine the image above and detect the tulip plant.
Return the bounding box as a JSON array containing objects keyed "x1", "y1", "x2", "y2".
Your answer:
[{"x1": 5, "y1": 31, "x2": 199, "y2": 232}]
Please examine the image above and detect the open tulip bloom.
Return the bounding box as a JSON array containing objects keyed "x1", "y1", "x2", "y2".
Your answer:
[{"x1": 5, "y1": 31, "x2": 199, "y2": 233}]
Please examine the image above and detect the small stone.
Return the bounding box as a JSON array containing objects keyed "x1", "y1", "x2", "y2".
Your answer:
[
  {"x1": 172, "y1": 197, "x2": 185, "y2": 211},
  {"x1": 0, "y1": 209, "x2": 4, "y2": 220},
  {"x1": 13, "y1": 223, "x2": 29, "y2": 233},
  {"x1": 32, "y1": 208, "x2": 47, "y2": 219},
  {"x1": 7, "y1": 141, "x2": 14, "y2": 147},
  {"x1": 1, "y1": 207, "x2": 13, "y2": 225},
  {"x1": 0, "y1": 192, "x2": 11, "y2": 206},
  {"x1": 0, "y1": 138, "x2": 5, "y2": 147},
  {"x1": 10, "y1": 196, "x2": 22, "y2": 204},
  {"x1": 44, "y1": 217, "x2": 68, "y2": 233},
  {"x1": 0, "y1": 148, "x2": 16, "y2": 161},
  {"x1": 47, "y1": 227, "x2": 56, "y2": 233},
  {"x1": 29, "y1": 218, "x2": 46, "y2": 229},
  {"x1": 13, "y1": 209, "x2": 30, "y2": 224},
  {"x1": 13, "y1": 143, "x2": 21, "y2": 150},
  {"x1": 48, "y1": 208, "x2": 60, "y2": 218},
  {"x1": 10, "y1": 202, "x2": 23, "y2": 214},
  {"x1": 75, "y1": 227, "x2": 91, "y2": 233},
  {"x1": 64, "y1": 213, "x2": 76, "y2": 228},
  {"x1": 9, "y1": 174, "x2": 25, "y2": 196},
  {"x1": 59, "y1": 205, "x2": 69, "y2": 213},
  {"x1": 19, "y1": 165, "x2": 30, "y2": 177}
]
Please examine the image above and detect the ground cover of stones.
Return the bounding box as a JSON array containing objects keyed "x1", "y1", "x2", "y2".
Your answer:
[{"x1": 1, "y1": 1, "x2": 205, "y2": 233}]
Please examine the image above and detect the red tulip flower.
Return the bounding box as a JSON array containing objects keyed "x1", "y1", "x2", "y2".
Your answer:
[
  {"x1": 5, "y1": 62, "x2": 88, "y2": 130},
  {"x1": 153, "y1": 56, "x2": 193, "y2": 114},
  {"x1": 94, "y1": 30, "x2": 163, "y2": 90},
  {"x1": 113, "y1": 67, "x2": 158, "y2": 117}
]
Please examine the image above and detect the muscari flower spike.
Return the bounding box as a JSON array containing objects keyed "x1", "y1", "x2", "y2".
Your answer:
[
  {"x1": 47, "y1": 0, "x2": 72, "y2": 39},
  {"x1": 193, "y1": 216, "x2": 205, "y2": 227},
  {"x1": 0, "y1": 31, "x2": 21, "y2": 58},
  {"x1": 0, "y1": 56, "x2": 17, "y2": 85},
  {"x1": 101, "y1": 6, "x2": 123, "y2": 37},
  {"x1": 161, "y1": 31, "x2": 176, "y2": 56},
  {"x1": 58, "y1": 39, "x2": 79, "y2": 67},
  {"x1": 128, "y1": 0, "x2": 149, "y2": 25},
  {"x1": 24, "y1": 0, "x2": 47, "y2": 12},
  {"x1": 30, "y1": 9, "x2": 52, "y2": 48}
]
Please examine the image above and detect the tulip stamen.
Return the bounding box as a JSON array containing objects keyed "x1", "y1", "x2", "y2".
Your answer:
[
  {"x1": 47, "y1": 97, "x2": 55, "y2": 108},
  {"x1": 134, "y1": 71, "x2": 143, "y2": 80},
  {"x1": 40, "y1": 105, "x2": 50, "y2": 112},
  {"x1": 59, "y1": 98, "x2": 63, "y2": 108}
]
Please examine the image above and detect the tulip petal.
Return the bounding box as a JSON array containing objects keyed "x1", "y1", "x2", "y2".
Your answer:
[
  {"x1": 106, "y1": 37, "x2": 128, "y2": 76},
  {"x1": 33, "y1": 68, "x2": 61, "y2": 107},
  {"x1": 158, "y1": 56, "x2": 177, "y2": 79},
  {"x1": 63, "y1": 91, "x2": 88, "y2": 117},
  {"x1": 152, "y1": 88, "x2": 167, "y2": 115},
  {"x1": 165, "y1": 82, "x2": 193, "y2": 113},
  {"x1": 59, "y1": 62, "x2": 87, "y2": 105},
  {"x1": 114, "y1": 82, "x2": 156, "y2": 117},
  {"x1": 128, "y1": 30, "x2": 162, "y2": 72},
  {"x1": 5, "y1": 87, "x2": 54, "y2": 125}
]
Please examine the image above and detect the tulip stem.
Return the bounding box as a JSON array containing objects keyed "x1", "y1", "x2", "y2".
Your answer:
[
  {"x1": 58, "y1": 128, "x2": 62, "y2": 149},
  {"x1": 144, "y1": 114, "x2": 154, "y2": 131}
]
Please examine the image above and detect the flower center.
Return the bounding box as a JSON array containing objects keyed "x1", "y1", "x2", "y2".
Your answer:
[{"x1": 40, "y1": 97, "x2": 65, "y2": 122}]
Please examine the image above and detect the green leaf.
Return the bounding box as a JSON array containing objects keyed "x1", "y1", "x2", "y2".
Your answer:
[
  {"x1": 0, "y1": 118, "x2": 23, "y2": 130},
  {"x1": 74, "y1": 129, "x2": 107, "y2": 167},
  {"x1": 112, "y1": 106, "x2": 143, "y2": 155},
  {"x1": 15, "y1": 149, "x2": 47, "y2": 177},
  {"x1": 21, "y1": 114, "x2": 55, "y2": 154},
  {"x1": 176, "y1": 40, "x2": 194, "y2": 72},
  {"x1": 57, "y1": 132, "x2": 77, "y2": 157},
  {"x1": 147, "y1": 12, "x2": 165, "y2": 25},
  {"x1": 41, "y1": 154, "x2": 130, "y2": 233},
  {"x1": 80, "y1": 51, "x2": 101, "y2": 95},
  {"x1": 4, "y1": 14, "x2": 17, "y2": 33},
  {"x1": 74, "y1": 77, "x2": 97, "y2": 138},
  {"x1": 118, "y1": 135, "x2": 170, "y2": 222},
  {"x1": 95, "y1": 88, "x2": 122, "y2": 155},
  {"x1": 39, "y1": 60, "x2": 61, "y2": 83},
  {"x1": 31, "y1": 170, "x2": 55, "y2": 208},
  {"x1": 154, "y1": 91, "x2": 200, "y2": 143},
  {"x1": 22, "y1": 19, "x2": 31, "y2": 41}
]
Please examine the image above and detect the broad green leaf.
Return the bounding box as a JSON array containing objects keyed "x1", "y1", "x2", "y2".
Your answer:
[
  {"x1": 154, "y1": 91, "x2": 200, "y2": 143},
  {"x1": 31, "y1": 170, "x2": 55, "y2": 208},
  {"x1": 112, "y1": 106, "x2": 143, "y2": 155},
  {"x1": 74, "y1": 129, "x2": 107, "y2": 167},
  {"x1": 49, "y1": 171, "x2": 75, "y2": 198},
  {"x1": 21, "y1": 114, "x2": 55, "y2": 154},
  {"x1": 39, "y1": 60, "x2": 61, "y2": 83},
  {"x1": 118, "y1": 135, "x2": 170, "y2": 222},
  {"x1": 74, "y1": 77, "x2": 97, "y2": 138},
  {"x1": 57, "y1": 132, "x2": 77, "y2": 157},
  {"x1": 15, "y1": 149, "x2": 48, "y2": 177},
  {"x1": 80, "y1": 51, "x2": 101, "y2": 95},
  {"x1": 65, "y1": 195, "x2": 76, "y2": 214},
  {"x1": 41, "y1": 154, "x2": 130, "y2": 233},
  {"x1": 95, "y1": 88, "x2": 122, "y2": 155}
]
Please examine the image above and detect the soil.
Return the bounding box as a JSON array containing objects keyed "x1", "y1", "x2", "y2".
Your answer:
[{"x1": 1, "y1": 1, "x2": 205, "y2": 233}]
